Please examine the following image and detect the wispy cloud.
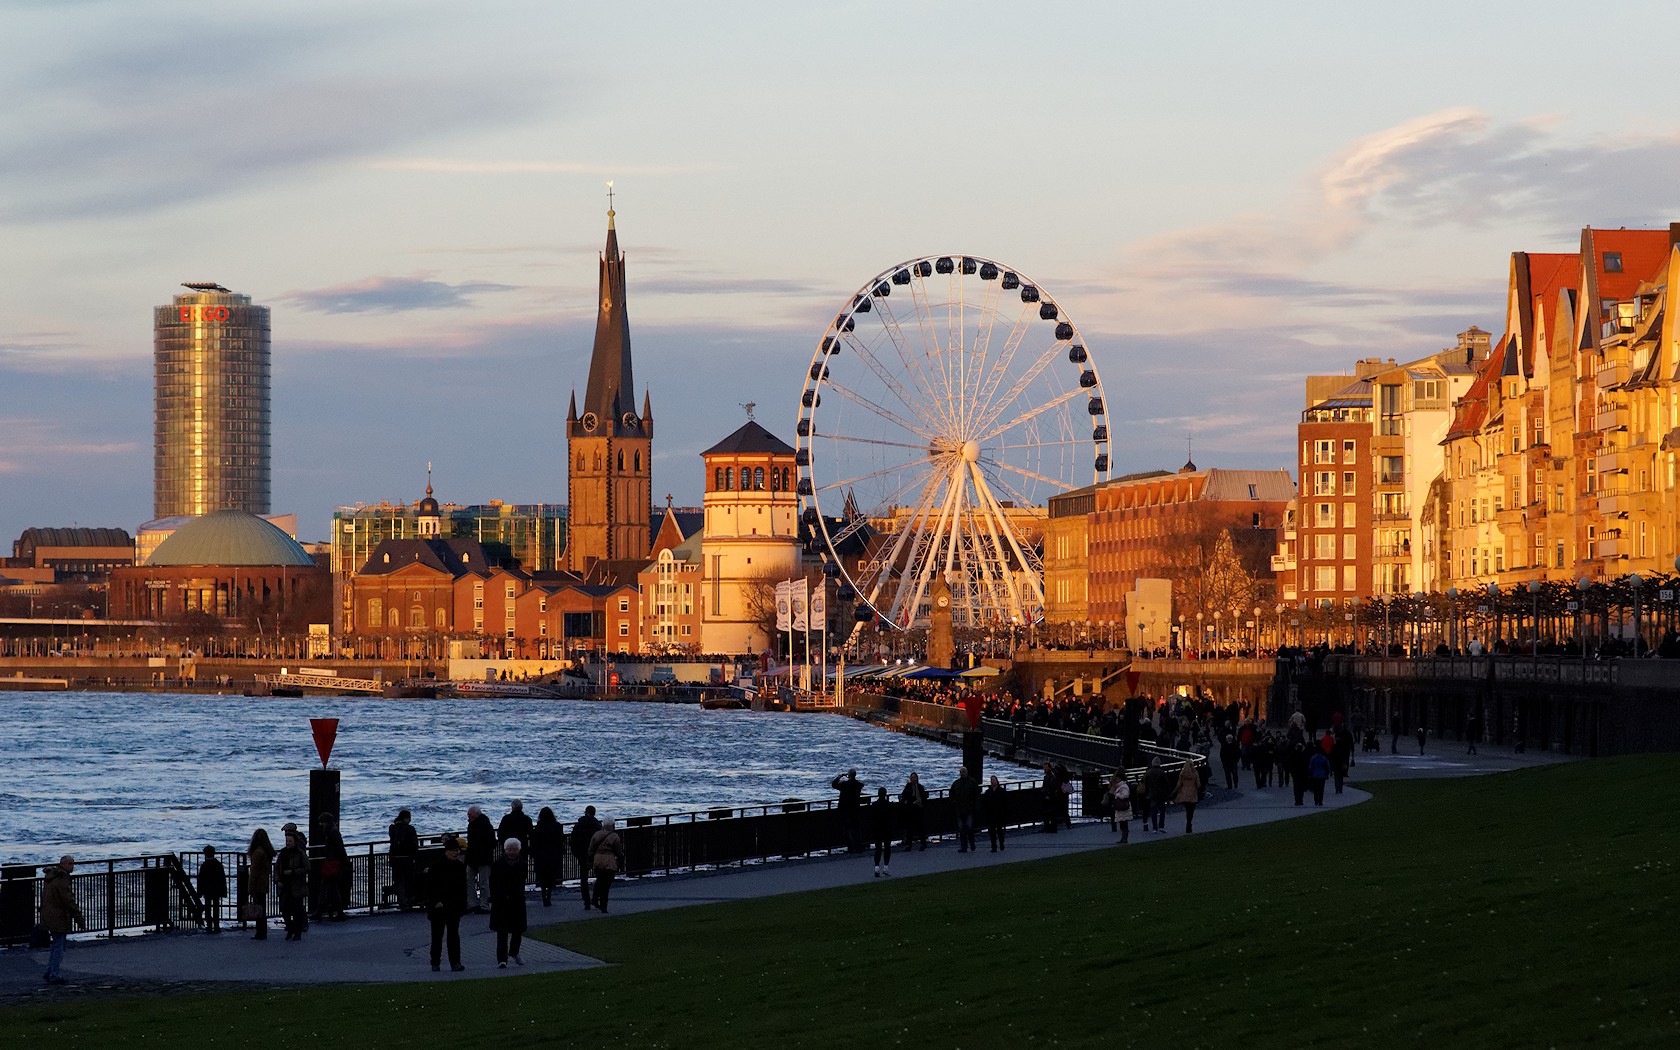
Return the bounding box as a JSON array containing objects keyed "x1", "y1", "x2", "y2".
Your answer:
[
  {"x1": 281, "y1": 275, "x2": 518, "y2": 314},
  {"x1": 366, "y1": 158, "x2": 725, "y2": 177}
]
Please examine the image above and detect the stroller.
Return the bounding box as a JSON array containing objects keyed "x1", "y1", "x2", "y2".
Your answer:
[{"x1": 1361, "y1": 726, "x2": 1381, "y2": 752}]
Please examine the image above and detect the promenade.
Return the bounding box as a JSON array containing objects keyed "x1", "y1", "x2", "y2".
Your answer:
[{"x1": 0, "y1": 744, "x2": 1568, "y2": 1002}]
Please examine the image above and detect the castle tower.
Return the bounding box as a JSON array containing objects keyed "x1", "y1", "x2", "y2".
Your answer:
[
  {"x1": 566, "y1": 204, "x2": 652, "y2": 572},
  {"x1": 698, "y1": 417, "x2": 800, "y2": 654}
]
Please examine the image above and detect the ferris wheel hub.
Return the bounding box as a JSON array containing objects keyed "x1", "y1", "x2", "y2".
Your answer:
[{"x1": 960, "y1": 439, "x2": 980, "y2": 463}]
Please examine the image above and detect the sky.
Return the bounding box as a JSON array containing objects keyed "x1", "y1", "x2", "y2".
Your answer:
[{"x1": 5, "y1": 0, "x2": 1680, "y2": 546}]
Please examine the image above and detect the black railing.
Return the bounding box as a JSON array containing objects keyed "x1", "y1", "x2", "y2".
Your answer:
[{"x1": 6, "y1": 779, "x2": 1065, "y2": 944}]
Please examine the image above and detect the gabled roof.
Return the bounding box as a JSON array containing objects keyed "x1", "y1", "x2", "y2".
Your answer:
[
  {"x1": 358, "y1": 537, "x2": 489, "y2": 578},
  {"x1": 1590, "y1": 228, "x2": 1673, "y2": 300},
  {"x1": 701, "y1": 419, "x2": 796, "y2": 457},
  {"x1": 1443, "y1": 340, "x2": 1503, "y2": 443}
]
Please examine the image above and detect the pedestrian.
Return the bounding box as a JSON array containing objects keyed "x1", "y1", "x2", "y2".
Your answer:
[
  {"x1": 498, "y1": 799, "x2": 534, "y2": 848},
  {"x1": 196, "y1": 846, "x2": 227, "y2": 933},
  {"x1": 385, "y1": 809, "x2": 419, "y2": 911},
  {"x1": 245, "y1": 828, "x2": 275, "y2": 940},
  {"x1": 831, "y1": 769, "x2": 865, "y2": 851},
  {"x1": 1219, "y1": 734, "x2": 1240, "y2": 790},
  {"x1": 39, "y1": 855, "x2": 85, "y2": 985},
  {"x1": 898, "y1": 772, "x2": 928, "y2": 851},
  {"x1": 982, "y1": 775, "x2": 1008, "y2": 852},
  {"x1": 1054, "y1": 762, "x2": 1075, "y2": 829},
  {"x1": 530, "y1": 806, "x2": 564, "y2": 907},
  {"x1": 1289, "y1": 743, "x2": 1309, "y2": 806},
  {"x1": 314, "y1": 812, "x2": 348, "y2": 921},
  {"x1": 489, "y1": 838, "x2": 528, "y2": 968},
  {"x1": 1416, "y1": 724, "x2": 1427, "y2": 755},
  {"x1": 1332, "y1": 724, "x2": 1354, "y2": 794},
  {"x1": 1173, "y1": 760, "x2": 1201, "y2": 833},
  {"x1": 950, "y1": 764, "x2": 981, "y2": 853},
  {"x1": 276, "y1": 829, "x2": 310, "y2": 941},
  {"x1": 587, "y1": 819, "x2": 626, "y2": 913},
  {"x1": 465, "y1": 805, "x2": 495, "y2": 913},
  {"x1": 1145, "y1": 758, "x2": 1170, "y2": 833},
  {"x1": 869, "y1": 787, "x2": 895, "y2": 877},
  {"x1": 570, "y1": 805, "x2": 601, "y2": 910},
  {"x1": 1307, "y1": 750, "x2": 1330, "y2": 806},
  {"x1": 1106, "y1": 771, "x2": 1131, "y2": 843},
  {"x1": 424, "y1": 836, "x2": 468, "y2": 972},
  {"x1": 1466, "y1": 709, "x2": 1482, "y2": 755}
]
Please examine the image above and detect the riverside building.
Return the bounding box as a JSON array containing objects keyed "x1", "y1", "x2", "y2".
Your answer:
[{"x1": 153, "y1": 283, "x2": 271, "y2": 519}]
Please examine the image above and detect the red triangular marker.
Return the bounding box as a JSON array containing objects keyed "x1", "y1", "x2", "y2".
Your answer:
[{"x1": 310, "y1": 718, "x2": 339, "y2": 768}]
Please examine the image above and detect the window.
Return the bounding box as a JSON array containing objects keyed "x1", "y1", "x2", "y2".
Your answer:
[
  {"x1": 1343, "y1": 533, "x2": 1357, "y2": 559},
  {"x1": 754, "y1": 467, "x2": 765, "y2": 490},
  {"x1": 1314, "y1": 439, "x2": 1335, "y2": 464},
  {"x1": 1316, "y1": 502, "x2": 1334, "y2": 526},
  {"x1": 1603, "y1": 251, "x2": 1623, "y2": 273},
  {"x1": 715, "y1": 467, "x2": 725, "y2": 490},
  {"x1": 1342, "y1": 566, "x2": 1357, "y2": 591},
  {"x1": 618, "y1": 622, "x2": 629, "y2": 638},
  {"x1": 506, "y1": 624, "x2": 515, "y2": 638},
  {"x1": 435, "y1": 608, "x2": 447, "y2": 629},
  {"x1": 1315, "y1": 534, "x2": 1336, "y2": 559},
  {"x1": 1342, "y1": 439, "x2": 1356, "y2": 464},
  {"x1": 1315, "y1": 471, "x2": 1335, "y2": 496},
  {"x1": 1556, "y1": 541, "x2": 1565, "y2": 568},
  {"x1": 539, "y1": 596, "x2": 547, "y2": 613},
  {"x1": 1380, "y1": 456, "x2": 1404, "y2": 485},
  {"x1": 1342, "y1": 472, "x2": 1356, "y2": 496},
  {"x1": 725, "y1": 467, "x2": 734, "y2": 490},
  {"x1": 1314, "y1": 566, "x2": 1336, "y2": 592},
  {"x1": 506, "y1": 582, "x2": 517, "y2": 598},
  {"x1": 539, "y1": 622, "x2": 548, "y2": 636},
  {"x1": 411, "y1": 607, "x2": 424, "y2": 628},
  {"x1": 619, "y1": 597, "x2": 630, "y2": 613},
  {"x1": 367, "y1": 598, "x2": 383, "y2": 627}
]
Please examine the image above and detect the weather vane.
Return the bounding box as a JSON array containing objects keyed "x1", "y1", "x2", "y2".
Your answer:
[
  {"x1": 606, "y1": 179, "x2": 615, "y2": 212},
  {"x1": 740, "y1": 401, "x2": 756, "y2": 420}
]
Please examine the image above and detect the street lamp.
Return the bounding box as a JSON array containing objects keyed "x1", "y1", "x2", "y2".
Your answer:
[
  {"x1": 1348, "y1": 597, "x2": 1360, "y2": 650},
  {"x1": 1526, "y1": 579, "x2": 1542, "y2": 657},
  {"x1": 1577, "y1": 577, "x2": 1592, "y2": 657},
  {"x1": 1381, "y1": 593, "x2": 1393, "y2": 653},
  {"x1": 1412, "y1": 592, "x2": 1426, "y2": 654},
  {"x1": 1195, "y1": 612, "x2": 1203, "y2": 656},
  {"x1": 1486, "y1": 581, "x2": 1499, "y2": 651},
  {"x1": 1630, "y1": 574, "x2": 1644, "y2": 656},
  {"x1": 1213, "y1": 610, "x2": 1223, "y2": 657},
  {"x1": 1446, "y1": 587, "x2": 1459, "y2": 652}
]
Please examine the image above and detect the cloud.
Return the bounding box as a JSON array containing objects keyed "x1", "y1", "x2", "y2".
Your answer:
[
  {"x1": 366, "y1": 158, "x2": 725, "y2": 177},
  {"x1": 634, "y1": 273, "x2": 831, "y2": 298},
  {"x1": 0, "y1": 16, "x2": 553, "y2": 221},
  {"x1": 281, "y1": 275, "x2": 518, "y2": 314}
]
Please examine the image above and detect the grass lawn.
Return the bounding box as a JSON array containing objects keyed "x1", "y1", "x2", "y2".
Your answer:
[{"x1": 13, "y1": 756, "x2": 1677, "y2": 1049}]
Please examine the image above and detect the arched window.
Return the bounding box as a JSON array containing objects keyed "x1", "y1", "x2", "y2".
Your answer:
[
  {"x1": 715, "y1": 467, "x2": 724, "y2": 490},
  {"x1": 725, "y1": 467, "x2": 734, "y2": 490},
  {"x1": 635, "y1": 451, "x2": 641, "y2": 471},
  {"x1": 770, "y1": 468, "x2": 780, "y2": 491},
  {"x1": 435, "y1": 608, "x2": 447, "y2": 629},
  {"x1": 411, "y1": 606, "x2": 424, "y2": 628},
  {"x1": 368, "y1": 597, "x2": 383, "y2": 628},
  {"x1": 617, "y1": 450, "x2": 624, "y2": 470},
  {"x1": 754, "y1": 467, "x2": 764, "y2": 490},
  {"x1": 388, "y1": 608, "x2": 399, "y2": 628},
  {"x1": 781, "y1": 467, "x2": 790, "y2": 490},
  {"x1": 577, "y1": 453, "x2": 585, "y2": 471}
]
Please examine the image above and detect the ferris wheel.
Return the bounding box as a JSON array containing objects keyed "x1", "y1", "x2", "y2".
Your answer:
[{"x1": 795, "y1": 254, "x2": 1111, "y2": 631}]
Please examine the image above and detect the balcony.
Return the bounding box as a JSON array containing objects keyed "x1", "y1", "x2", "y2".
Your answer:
[
  {"x1": 1598, "y1": 448, "x2": 1628, "y2": 474},
  {"x1": 1376, "y1": 471, "x2": 1406, "y2": 488},
  {"x1": 1597, "y1": 359, "x2": 1630, "y2": 390},
  {"x1": 1372, "y1": 543, "x2": 1410, "y2": 559},
  {"x1": 1598, "y1": 489, "x2": 1630, "y2": 517},
  {"x1": 1597, "y1": 535, "x2": 1630, "y2": 560},
  {"x1": 1599, "y1": 405, "x2": 1630, "y2": 432},
  {"x1": 1495, "y1": 505, "x2": 1525, "y2": 526},
  {"x1": 1270, "y1": 554, "x2": 1293, "y2": 572}
]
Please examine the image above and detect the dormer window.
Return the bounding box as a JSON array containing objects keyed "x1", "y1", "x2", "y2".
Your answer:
[
  {"x1": 383, "y1": 553, "x2": 390, "y2": 564},
  {"x1": 1603, "y1": 251, "x2": 1623, "y2": 273}
]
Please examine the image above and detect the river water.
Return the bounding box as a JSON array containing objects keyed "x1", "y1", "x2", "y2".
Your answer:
[{"x1": 2, "y1": 692, "x2": 966, "y2": 860}]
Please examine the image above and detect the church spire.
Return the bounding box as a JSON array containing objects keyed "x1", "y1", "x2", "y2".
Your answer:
[{"x1": 581, "y1": 192, "x2": 637, "y2": 435}]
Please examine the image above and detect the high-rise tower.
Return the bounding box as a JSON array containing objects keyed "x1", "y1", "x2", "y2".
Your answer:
[
  {"x1": 566, "y1": 206, "x2": 652, "y2": 572},
  {"x1": 153, "y1": 282, "x2": 272, "y2": 519}
]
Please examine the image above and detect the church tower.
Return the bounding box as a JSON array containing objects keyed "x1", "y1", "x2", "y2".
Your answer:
[{"x1": 566, "y1": 201, "x2": 652, "y2": 572}]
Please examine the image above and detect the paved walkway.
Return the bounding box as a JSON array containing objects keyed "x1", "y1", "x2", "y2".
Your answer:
[{"x1": 0, "y1": 742, "x2": 1570, "y2": 1001}]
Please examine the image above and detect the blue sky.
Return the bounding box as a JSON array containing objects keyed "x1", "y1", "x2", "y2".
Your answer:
[{"x1": 4, "y1": 0, "x2": 1680, "y2": 544}]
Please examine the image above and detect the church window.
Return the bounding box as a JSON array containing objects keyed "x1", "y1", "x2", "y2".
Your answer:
[
  {"x1": 435, "y1": 608, "x2": 447, "y2": 628},
  {"x1": 368, "y1": 598, "x2": 383, "y2": 626},
  {"x1": 635, "y1": 451, "x2": 641, "y2": 471},
  {"x1": 754, "y1": 467, "x2": 765, "y2": 490},
  {"x1": 782, "y1": 468, "x2": 790, "y2": 490},
  {"x1": 594, "y1": 453, "x2": 602, "y2": 470},
  {"x1": 771, "y1": 469, "x2": 780, "y2": 491},
  {"x1": 725, "y1": 467, "x2": 734, "y2": 490},
  {"x1": 388, "y1": 608, "x2": 399, "y2": 628},
  {"x1": 577, "y1": 453, "x2": 584, "y2": 471},
  {"x1": 618, "y1": 450, "x2": 624, "y2": 470},
  {"x1": 715, "y1": 467, "x2": 725, "y2": 491}
]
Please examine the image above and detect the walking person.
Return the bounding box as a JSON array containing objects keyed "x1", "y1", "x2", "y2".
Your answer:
[
  {"x1": 587, "y1": 819, "x2": 626, "y2": 913},
  {"x1": 1307, "y1": 749, "x2": 1331, "y2": 806},
  {"x1": 280, "y1": 821, "x2": 307, "y2": 932},
  {"x1": 1145, "y1": 758, "x2": 1170, "y2": 833},
  {"x1": 1040, "y1": 763, "x2": 1061, "y2": 833},
  {"x1": 950, "y1": 765, "x2": 981, "y2": 853},
  {"x1": 869, "y1": 787, "x2": 895, "y2": 877},
  {"x1": 276, "y1": 829, "x2": 310, "y2": 941},
  {"x1": 1219, "y1": 734, "x2": 1240, "y2": 790},
  {"x1": 424, "y1": 837, "x2": 468, "y2": 972},
  {"x1": 529, "y1": 806, "x2": 564, "y2": 908},
  {"x1": 982, "y1": 775, "x2": 1009, "y2": 853},
  {"x1": 570, "y1": 805, "x2": 601, "y2": 909},
  {"x1": 489, "y1": 838, "x2": 528, "y2": 968},
  {"x1": 1106, "y1": 771, "x2": 1131, "y2": 843},
  {"x1": 245, "y1": 828, "x2": 275, "y2": 939},
  {"x1": 1416, "y1": 724, "x2": 1428, "y2": 756},
  {"x1": 497, "y1": 799, "x2": 534, "y2": 848},
  {"x1": 831, "y1": 769, "x2": 865, "y2": 852},
  {"x1": 898, "y1": 772, "x2": 928, "y2": 851},
  {"x1": 464, "y1": 805, "x2": 495, "y2": 914},
  {"x1": 1332, "y1": 724, "x2": 1354, "y2": 795},
  {"x1": 196, "y1": 846, "x2": 227, "y2": 933},
  {"x1": 1173, "y1": 760, "x2": 1202, "y2": 833},
  {"x1": 385, "y1": 809, "x2": 419, "y2": 912},
  {"x1": 39, "y1": 855, "x2": 85, "y2": 985}
]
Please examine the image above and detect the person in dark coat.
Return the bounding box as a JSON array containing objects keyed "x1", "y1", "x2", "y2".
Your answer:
[
  {"x1": 313, "y1": 813, "x2": 348, "y2": 921},
  {"x1": 276, "y1": 830, "x2": 310, "y2": 941},
  {"x1": 982, "y1": 775, "x2": 1009, "y2": 852},
  {"x1": 1307, "y1": 750, "x2": 1331, "y2": 806},
  {"x1": 831, "y1": 769, "x2": 865, "y2": 851},
  {"x1": 868, "y1": 787, "x2": 895, "y2": 877},
  {"x1": 386, "y1": 809, "x2": 420, "y2": 911},
  {"x1": 1145, "y1": 758, "x2": 1170, "y2": 832},
  {"x1": 950, "y1": 765, "x2": 981, "y2": 853},
  {"x1": 39, "y1": 855, "x2": 85, "y2": 984},
  {"x1": 587, "y1": 820, "x2": 626, "y2": 913},
  {"x1": 529, "y1": 807, "x2": 565, "y2": 907},
  {"x1": 464, "y1": 805, "x2": 495, "y2": 914},
  {"x1": 196, "y1": 846, "x2": 227, "y2": 933},
  {"x1": 245, "y1": 828, "x2": 275, "y2": 940},
  {"x1": 489, "y1": 839, "x2": 529, "y2": 968},
  {"x1": 1331, "y1": 725, "x2": 1355, "y2": 794},
  {"x1": 1219, "y1": 734, "x2": 1241, "y2": 790},
  {"x1": 1289, "y1": 743, "x2": 1310, "y2": 806},
  {"x1": 497, "y1": 799, "x2": 534, "y2": 849},
  {"x1": 570, "y1": 805, "x2": 601, "y2": 909},
  {"x1": 1040, "y1": 763, "x2": 1061, "y2": 833},
  {"x1": 898, "y1": 773, "x2": 928, "y2": 851},
  {"x1": 424, "y1": 837, "x2": 469, "y2": 972}
]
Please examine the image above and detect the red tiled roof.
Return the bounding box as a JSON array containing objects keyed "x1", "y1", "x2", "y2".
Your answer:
[
  {"x1": 1443, "y1": 338, "x2": 1504, "y2": 443},
  {"x1": 1589, "y1": 228, "x2": 1672, "y2": 300}
]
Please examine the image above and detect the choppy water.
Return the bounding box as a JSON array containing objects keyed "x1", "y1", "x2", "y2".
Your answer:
[{"x1": 2, "y1": 692, "x2": 963, "y2": 860}]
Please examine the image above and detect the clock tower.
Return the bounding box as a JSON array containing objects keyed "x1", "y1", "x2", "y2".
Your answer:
[
  {"x1": 566, "y1": 203, "x2": 652, "y2": 573},
  {"x1": 927, "y1": 573, "x2": 955, "y2": 670}
]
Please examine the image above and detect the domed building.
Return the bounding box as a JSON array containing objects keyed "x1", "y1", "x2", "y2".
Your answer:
[{"x1": 111, "y1": 510, "x2": 329, "y2": 624}]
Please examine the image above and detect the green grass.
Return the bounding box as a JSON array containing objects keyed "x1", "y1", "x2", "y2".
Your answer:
[{"x1": 13, "y1": 757, "x2": 1678, "y2": 1049}]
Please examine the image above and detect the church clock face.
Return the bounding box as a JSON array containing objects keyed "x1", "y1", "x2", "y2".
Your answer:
[
  {"x1": 622, "y1": 412, "x2": 638, "y2": 430},
  {"x1": 581, "y1": 412, "x2": 599, "y2": 432}
]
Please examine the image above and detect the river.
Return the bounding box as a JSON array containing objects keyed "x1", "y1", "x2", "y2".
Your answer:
[{"x1": 2, "y1": 692, "x2": 965, "y2": 860}]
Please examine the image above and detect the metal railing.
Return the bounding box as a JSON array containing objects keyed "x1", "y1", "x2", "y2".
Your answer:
[
  {"x1": 979, "y1": 718, "x2": 1206, "y2": 780},
  {"x1": 0, "y1": 854, "x2": 202, "y2": 946}
]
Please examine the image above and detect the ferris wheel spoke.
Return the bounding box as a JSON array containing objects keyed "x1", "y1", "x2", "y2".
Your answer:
[
  {"x1": 816, "y1": 455, "x2": 941, "y2": 495},
  {"x1": 866, "y1": 468, "x2": 947, "y2": 619},
  {"x1": 974, "y1": 337, "x2": 1073, "y2": 438},
  {"x1": 970, "y1": 463, "x2": 1046, "y2": 610},
  {"x1": 978, "y1": 386, "x2": 1086, "y2": 443},
  {"x1": 893, "y1": 463, "x2": 964, "y2": 627},
  {"x1": 838, "y1": 332, "x2": 945, "y2": 426},
  {"x1": 980, "y1": 456, "x2": 1072, "y2": 494},
  {"x1": 823, "y1": 379, "x2": 939, "y2": 442},
  {"x1": 991, "y1": 437, "x2": 1097, "y2": 451},
  {"x1": 907, "y1": 273, "x2": 957, "y2": 418},
  {"x1": 966, "y1": 462, "x2": 1029, "y2": 620},
  {"x1": 872, "y1": 290, "x2": 961, "y2": 437},
  {"x1": 969, "y1": 300, "x2": 1038, "y2": 424},
  {"x1": 967, "y1": 462, "x2": 1041, "y2": 617},
  {"x1": 814, "y1": 432, "x2": 936, "y2": 453}
]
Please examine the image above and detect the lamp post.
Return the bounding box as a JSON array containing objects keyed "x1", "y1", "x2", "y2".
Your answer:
[
  {"x1": 1348, "y1": 597, "x2": 1360, "y2": 650},
  {"x1": 1527, "y1": 579, "x2": 1542, "y2": 657},
  {"x1": 1630, "y1": 574, "x2": 1644, "y2": 656},
  {"x1": 1252, "y1": 605, "x2": 1262, "y2": 655},
  {"x1": 1213, "y1": 610, "x2": 1223, "y2": 657},
  {"x1": 1412, "y1": 592, "x2": 1426, "y2": 654},
  {"x1": 1446, "y1": 587, "x2": 1458, "y2": 652},
  {"x1": 1195, "y1": 612, "x2": 1203, "y2": 656},
  {"x1": 1486, "y1": 581, "x2": 1499, "y2": 651},
  {"x1": 1577, "y1": 577, "x2": 1591, "y2": 659},
  {"x1": 1381, "y1": 594, "x2": 1392, "y2": 653}
]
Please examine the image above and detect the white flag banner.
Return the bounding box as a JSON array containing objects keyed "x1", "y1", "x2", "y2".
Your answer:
[
  {"x1": 810, "y1": 589, "x2": 826, "y2": 627},
  {"x1": 791, "y1": 578, "x2": 809, "y2": 632},
  {"x1": 775, "y1": 581, "x2": 791, "y2": 632}
]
